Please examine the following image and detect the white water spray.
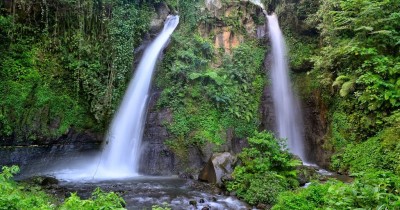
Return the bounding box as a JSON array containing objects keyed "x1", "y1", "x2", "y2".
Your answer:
[
  {"x1": 99, "y1": 15, "x2": 180, "y2": 178},
  {"x1": 267, "y1": 14, "x2": 306, "y2": 161}
]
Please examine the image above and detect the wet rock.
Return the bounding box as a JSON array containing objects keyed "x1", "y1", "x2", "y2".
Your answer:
[
  {"x1": 213, "y1": 187, "x2": 222, "y2": 195},
  {"x1": 140, "y1": 92, "x2": 175, "y2": 175},
  {"x1": 297, "y1": 165, "x2": 318, "y2": 186},
  {"x1": 41, "y1": 176, "x2": 59, "y2": 186},
  {"x1": 22, "y1": 176, "x2": 58, "y2": 186},
  {"x1": 199, "y1": 198, "x2": 205, "y2": 203},
  {"x1": 198, "y1": 152, "x2": 236, "y2": 185},
  {"x1": 214, "y1": 29, "x2": 244, "y2": 54},
  {"x1": 202, "y1": 206, "x2": 210, "y2": 210},
  {"x1": 0, "y1": 129, "x2": 102, "y2": 173}
]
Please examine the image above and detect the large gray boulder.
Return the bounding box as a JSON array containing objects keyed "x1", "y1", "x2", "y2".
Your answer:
[{"x1": 198, "y1": 152, "x2": 236, "y2": 185}]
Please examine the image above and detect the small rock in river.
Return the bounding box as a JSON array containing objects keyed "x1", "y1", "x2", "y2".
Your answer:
[
  {"x1": 189, "y1": 200, "x2": 197, "y2": 206},
  {"x1": 201, "y1": 206, "x2": 210, "y2": 210},
  {"x1": 41, "y1": 177, "x2": 59, "y2": 186},
  {"x1": 199, "y1": 198, "x2": 205, "y2": 203}
]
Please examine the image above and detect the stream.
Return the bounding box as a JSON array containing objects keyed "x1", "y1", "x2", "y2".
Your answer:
[{"x1": 50, "y1": 177, "x2": 250, "y2": 210}]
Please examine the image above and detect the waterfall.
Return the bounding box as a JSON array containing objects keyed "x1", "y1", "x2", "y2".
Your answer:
[
  {"x1": 97, "y1": 15, "x2": 180, "y2": 178},
  {"x1": 243, "y1": 0, "x2": 308, "y2": 162},
  {"x1": 46, "y1": 16, "x2": 180, "y2": 181},
  {"x1": 267, "y1": 14, "x2": 306, "y2": 161}
]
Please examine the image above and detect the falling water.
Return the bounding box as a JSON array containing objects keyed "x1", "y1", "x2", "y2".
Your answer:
[
  {"x1": 249, "y1": 0, "x2": 265, "y2": 9},
  {"x1": 22, "y1": 16, "x2": 179, "y2": 181},
  {"x1": 98, "y1": 15, "x2": 180, "y2": 178},
  {"x1": 266, "y1": 14, "x2": 306, "y2": 161}
]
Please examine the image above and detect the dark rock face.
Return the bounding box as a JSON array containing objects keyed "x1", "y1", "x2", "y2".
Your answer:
[
  {"x1": 302, "y1": 92, "x2": 331, "y2": 168},
  {"x1": 0, "y1": 129, "x2": 102, "y2": 174},
  {"x1": 260, "y1": 85, "x2": 276, "y2": 132},
  {"x1": 260, "y1": 54, "x2": 276, "y2": 132},
  {"x1": 139, "y1": 90, "x2": 176, "y2": 175}
]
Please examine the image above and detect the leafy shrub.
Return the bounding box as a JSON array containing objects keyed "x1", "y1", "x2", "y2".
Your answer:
[
  {"x1": 272, "y1": 181, "x2": 330, "y2": 210},
  {"x1": 0, "y1": 166, "x2": 54, "y2": 210},
  {"x1": 273, "y1": 171, "x2": 400, "y2": 209},
  {"x1": 60, "y1": 188, "x2": 125, "y2": 210},
  {"x1": 226, "y1": 131, "x2": 300, "y2": 205}
]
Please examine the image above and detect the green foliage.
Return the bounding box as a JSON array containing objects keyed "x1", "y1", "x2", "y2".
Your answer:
[
  {"x1": 298, "y1": 0, "x2": 400, "y2": 175},
  {"x1": 273, "y1": 171, "x2": 400, "y2": 209},
  {"x1": 0, "y1": 1, "x2": 153, "y2": 140},
  {"x1": 227, "y1": 131, "x2": 300, "y2": 205},
  {"x1": 0, "y1": 38, "x2": 89, "y2": 139},
  {"x1": 60, "y1": 188, "x2": 125, "y2": 210},
  {"x1": 0, "y1": 166, "x2": 126, "y2": 210},
  {"x1": 0, "y1": 166, "x2": 54, "y2": 210},
  {"x1": 285, "y1": 33, "x2": 316, "y2": 71},
  {"x1": 312, "y1": 0, "x2": 400, "y2": 117},
  {"x1": 332, "y1": 111, "x2": 400, "y2": 175},
  {"x1": 272, "y1": 182, "x2": 329, "y2": 210},
  {"x1": 158, "y1": 28, "x2": 266, "y2": 151},
  {"x1": 329, "y1": 110, "x2": 356, "y2": 150}
]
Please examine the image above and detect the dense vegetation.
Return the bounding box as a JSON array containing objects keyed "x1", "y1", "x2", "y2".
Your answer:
[
  {"x1": 156, "y1": 0, "x2": 267, "y2": 168},
  {"x1": 0, "y1": 0, "x2": 152, "y2": 141},
  {"x1": 273, "y1": 171, "x2": 400, "y2": 209},
  {"x1": 312, "y1": 0, "x2": 400, "y2": 175},
  {"x1": 1, "y1": 0, "x2": 399, "y2": 209},
  {"x1": 226, "y1": 131, "x2": 300, "y2": 205}
]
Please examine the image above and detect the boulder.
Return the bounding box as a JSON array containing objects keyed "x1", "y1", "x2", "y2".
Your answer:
[
  {"x1": 296, "y1": 165, "x2": 318, "y2": 186},
  {"x1": 23, "y1": 176, "x2": 59, "y2": 187},
  {"x1": 198, "y1": 152, "x2": 236, "y2": 185},
  {"x1": 149, "y1": 3, "x2": 171, "y2": 34}
]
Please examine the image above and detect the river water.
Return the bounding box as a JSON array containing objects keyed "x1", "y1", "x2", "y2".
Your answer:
[{"x1": 53, "y1": 177, "x2": 250, "y2": 210}]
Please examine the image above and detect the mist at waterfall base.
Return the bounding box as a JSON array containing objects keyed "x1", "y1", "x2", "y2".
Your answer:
[
  {"x1": 36, "y1": 15, "x2": 180, "y2": 181},
  {"x1": 267, "y1": 14, "x2": 307, "y2": 162}
]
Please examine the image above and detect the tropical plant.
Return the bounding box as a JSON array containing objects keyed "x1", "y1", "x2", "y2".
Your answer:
[{"x1": 227, "y1": 131, "x2": 301, "y2": 205}]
